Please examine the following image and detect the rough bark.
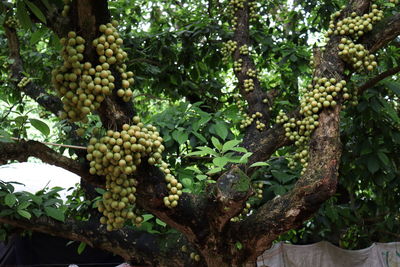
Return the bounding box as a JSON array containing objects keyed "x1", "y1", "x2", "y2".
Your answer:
[
  {"x1": 232, "y1": 1, "x2": 273, "y2": 139},
  {"x1": 0, "y1": 213, "x2": 198, "y2": 266}
]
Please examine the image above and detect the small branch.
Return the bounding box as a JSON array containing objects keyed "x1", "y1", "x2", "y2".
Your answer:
[{"x1": 357, "y1": 65, "x2": 400, "y2": 94}]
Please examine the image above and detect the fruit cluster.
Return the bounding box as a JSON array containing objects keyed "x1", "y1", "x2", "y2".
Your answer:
[
  {"x1": 253, "y1": 182, "x2": 264, "y2": 199},
  {"x1": 61, "y1": 0, "x2": 71, "y2": 17},
  {"x1": 5, "y1": 16, "x2": 20, "y2": 28},
  {"x1": 240, "y1": 111, "x2": 262, "y2": 129},
  {"x1": 181, "y1": 245, "x2": 201, "y2": 261},
  {"x1": 249, "y1": 1, "x2": 259, "y2": 22},
  {"x1": 52, "y1": 31, "x2": 93, "y2": 122},
  {"x1": 246, "y1": 69, "x2": 257, "y2": 78},
  {"x1": 325, "y1": 4, "x2": 383, "y2": 73},
  {"x1": 93, "y1": 22, "x2": 134, "y2": 102},
  {"x1": 338, "y1": 38, "x2": 377, "y2": 72},
  {"x1": 239, "y1": 44, "x2": 249, "y2": 55},
  {"x1": 87, "y1": 117, "x2": 182, "y2": 230},
  {"x1": 255, "y1": 120, "x2": 266, "y2": 131},
  {"x1": 230, "y1": 202, "x2": 251, "y2": 222},
  {"x1": 243, "y1": 78, "x2": 254, "y2": 92},
  {"x1": 221, "y1": 40, "x2": 237, "y2": 63},
  {"x1": 279, "y1": 78, "x2": 348, "y2": 172},
  {"x1": 53, "y1": 21, "x2": 133, "y2": 122},
  {"x1": 234, "y1": 59, "x2": 243, "y2": 72},
  {"x1": 17, "y1": 77, "x2": 31, "y2": 88},
  {"x1": 327, "y1": 5, "x2": 383, "y2": 39}
]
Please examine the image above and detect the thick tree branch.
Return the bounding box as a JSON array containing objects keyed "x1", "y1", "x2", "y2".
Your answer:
[
  {"x1": 0, "y1": 140, "x2": 103, "y2": 187},
  {"x1": 232, "y1": 1, "x2": 272, "y2": 137},
  {"x1": 223, "y1": 1, "x2": 374, "y2": 264},
  {"x1": 0, "y1": 214, "x2": 198, "y2": 266}
]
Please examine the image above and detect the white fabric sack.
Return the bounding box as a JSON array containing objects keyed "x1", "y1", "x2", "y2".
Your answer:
[{"x1": 257, "y1": 241, "x2": 400, "y2": 267}]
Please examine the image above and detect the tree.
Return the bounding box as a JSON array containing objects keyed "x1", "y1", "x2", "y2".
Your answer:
[{"x1": 0, "y1": 0, "x2": 400, "y2": 266}]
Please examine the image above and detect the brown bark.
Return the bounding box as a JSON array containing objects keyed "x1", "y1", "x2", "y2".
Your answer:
[
  {"x1": 232, "y1": 1, "x2": 272, "y2": 138},
  {"x1": 0, "y1": 214, "x2": 196, "y2": 266}
]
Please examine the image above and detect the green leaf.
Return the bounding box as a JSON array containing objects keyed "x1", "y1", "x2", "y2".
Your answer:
[
  {"x1": 197, "y1": 146, "x2": 219, "y2": 156},
  {"x1": 235, "y1": 241, "x2": 243, "y2": 250},
  {"x1": 30, "y1": 118, "x2": 50, "y2": 136},
  {"x1": 0, "y1": 209, "x2": 14, "y2": 217},
  {"x1": 77, "y1": 242, "x2": 86, "y2": 255},
  {"x1": 18, "y1": 201, "x2": 31, "y2": 210},
  {"x1": 44, "y1": 207, "x2": 65, "y2": 222},
  {"x1": 24, "y1": 0, "x2": 47, "y2": 23},
  {"x1": 377, "y1": 151, "x2": 390, "y2": 166},
  {"x1": 271, "y1": 170, "x2": 296, "y2": 183},
  {"x1": 192, "y1": 131, "x2": 207, "y2": 143},
  {"x1": 31, "y1": 209, "x2": 43, "y2": 217},
  {"x1": 172, "y1": 130, "x2": 188, "y2": 145},
  {"x1": 30, "y1": 28, "x2": 46, "y2": 44},
  {"x1": 17, "y1": 209, "x2": 31, "y2": 219},
  {"x1": 40, "y1": 0, "x2": 51, "y2": 10},
  {"x1": 15, "y1": 115, "x2": 28, "y2": 126},
  {"x1": 16, "y1": 1, "x2": 32, "y2": 29},
  {"x1": 184, "y1": 166, "x2": 202, "y2": 174},
  {"x1": 30, "y1": 195, "x2": 43, "y2": 205},
  {"x1": 141, "y1": 214, "x2": 154, "y2": 222},
  {"x1": 270, "y1": 185, "x2": 286, "y2": 195},
  {"x1": 212, "y1": 157, "x2": 229, "y2": 167},
  {"x1": 222, "y1": 140, "x2": 241, "y2": 153},
  {"x1": 229, "y1": 147, "x2": 248, "y2": 153},
  {"x1": 156, "y1": 218, "x2": 167, "y2": 227},
  {"x1": 239, "y1": 152, "x2": 253, "y2": 163},
  {"x1": 213, "y1": 123, "x2": 228, "y2": 140},
  {"x1": 195, "y1": 174, "x2": 207, "y2": 181},
  {"x1": 367, "y1": 155, "x2": 379, "y2": 174},
  {"x1": 4, "y1": 193, "x2": 17, "y2": 208},
  {"x1": 211, "y1": 136, "x2": 222, "y2": 151},
  {"x1": 192, "y1": 114, "x2": 211, "y2": 132},
  {"x1": 207, "y1": 167, "x2": 223, "y2": 175},
  {"x1": 186, "y1": 151, "x2": 207, "y2": 156},
  {"x1": 181, "y1": 178, "x2": 193, "y2": 188},
  {"x1": 385, "y1": 81, "x2": 400, "y2": 95},
  {"x1": 249, "y1": 162, "x2": 270, "y2": 168},
  {"x1": 95, "y1": 188, "x2": 106, "y2": 195}
]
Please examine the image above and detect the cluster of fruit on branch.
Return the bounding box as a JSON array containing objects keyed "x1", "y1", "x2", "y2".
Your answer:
[
  {"x1": 53, "y1": 21, "x2": 133, "y2": 123},
  {"x1": 51, "y1": 18, "x2": 184, "y2": 229},
  {"x1": 87, "y1": 117, "x2": 182, "y2": 230},
  {"x1": 278, "y1": 2, "x2": 388, "y2": 171}
]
